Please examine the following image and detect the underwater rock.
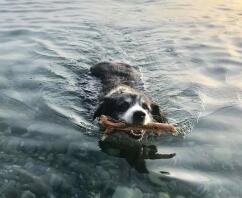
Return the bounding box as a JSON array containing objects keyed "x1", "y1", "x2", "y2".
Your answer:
[
  {"x1": 112, "y1": 186, "x2": 143, "y2": 198},
  {"x1": 21, "y1": 191, "x2": 36, "y2": 198},
  {"x1": 1, "y1": 180, "x2": 18, "y2": 198},
  {"x1": 148, "y1": 172, "x2": 169, "y2": 191},
  {"x1": 96, "y1": 165, "x2": 110, "y2": 181},
  {"x1": 49, "y1": 174, "x2": 65, "y2": 190},
  {"x1": 158, "y1": 192, "x2": 170, "y2": 198},
  {"x1": 175, "y1": 195, "x2": 185, "y2": 198}
]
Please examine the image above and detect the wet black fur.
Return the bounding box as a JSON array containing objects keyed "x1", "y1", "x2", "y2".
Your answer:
[{"x1": 90, "y1": 62, "x2": 142, "y2": 94}]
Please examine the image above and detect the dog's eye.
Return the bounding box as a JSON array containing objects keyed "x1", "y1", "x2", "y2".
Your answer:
[
  {"x1": 119, "y1": 101, "x2": 129, "y2": 110},
  {"x1": 142, "y1": 103, "x2": 149, "y2": 110}
]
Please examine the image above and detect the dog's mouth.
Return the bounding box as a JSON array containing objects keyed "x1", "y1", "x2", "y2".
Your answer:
[
  {"x1": 120, "y1": 119, "x2": 146, "y2": 134},
  {"x1": 107, "y1": 117, "x2": 146, "y2": 139}
]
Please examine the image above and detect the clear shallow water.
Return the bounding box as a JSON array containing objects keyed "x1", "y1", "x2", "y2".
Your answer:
[{"x1": 0, "y1": 0, "x2": 242, "y2": 197}]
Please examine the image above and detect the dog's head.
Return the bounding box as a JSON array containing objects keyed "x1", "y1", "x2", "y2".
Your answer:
[{"x1": 93, "y1": 90, "x2": 167, "y2": 124}]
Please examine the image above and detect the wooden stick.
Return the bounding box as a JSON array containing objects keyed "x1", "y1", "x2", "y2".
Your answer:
[{"x1": 99, "y1": 115, "x2": 176, "y2": 135}]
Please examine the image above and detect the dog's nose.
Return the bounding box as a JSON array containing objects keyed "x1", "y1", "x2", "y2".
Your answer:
[{"x1": 133, "y1": 111, "x2": 146, "y2": 124}]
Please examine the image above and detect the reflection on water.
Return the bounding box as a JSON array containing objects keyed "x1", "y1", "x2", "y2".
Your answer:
[
  {"x1": 99, "y1": 132, "x2": 176, "y2": 173},
  {"x1": 0, "y1": 0, "x2": 242, "y2": 197}
]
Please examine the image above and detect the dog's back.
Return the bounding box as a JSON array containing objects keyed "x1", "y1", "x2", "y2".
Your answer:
[{"x1": 90, "y1": 62, "x2": 143, "y2": 94}]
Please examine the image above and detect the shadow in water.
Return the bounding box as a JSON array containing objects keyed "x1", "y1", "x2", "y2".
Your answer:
[{"x1": 99, "y1": 132, "x2": 176, "y2": 173}]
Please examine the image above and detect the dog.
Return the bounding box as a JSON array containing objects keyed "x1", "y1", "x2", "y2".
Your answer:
[
  {"x1": 91, "y1": 62, "x2": 168, "y2": 139},
  {"x1": 91, "y1": 62, "x2": 175, "y2": 173}
]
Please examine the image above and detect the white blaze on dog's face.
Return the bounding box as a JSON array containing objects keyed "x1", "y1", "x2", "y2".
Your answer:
[
  {"x1": 93, "y1": 85, "x2": 167, "y2": 124},
  {"x1": 120, "y1": 99, "x2": 152, "y2": 125},
  {"x1": 107, "y1": 86, "x2": 152, "y2": 125},
  {"x1": 110, "y1": 93, "x2": 154, "y2": 125}
]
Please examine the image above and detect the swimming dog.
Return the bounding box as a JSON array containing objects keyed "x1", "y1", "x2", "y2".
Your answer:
[
  {"x1": 91, "y1": 62, "x2": 175, "y2": 173},
  {"x1": 91, "y1": 62, "x2": 167, "y2": 139}
]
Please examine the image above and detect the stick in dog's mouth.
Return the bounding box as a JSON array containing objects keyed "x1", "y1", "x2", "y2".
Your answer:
[{"x1": 99, "y1": 115, "x2": 176, "y2": 135}]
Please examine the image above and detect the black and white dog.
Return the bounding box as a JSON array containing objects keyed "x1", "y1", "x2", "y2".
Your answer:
[
  {"x1": 91, "y1": 62, "x2": 175, "y2": 173},
  {"x1": 91, "y1": 62, "x2": 167, "y2": 138}
]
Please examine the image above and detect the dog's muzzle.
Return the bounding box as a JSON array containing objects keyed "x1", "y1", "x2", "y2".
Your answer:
[{"x1": 133, "y1": 111, "x2": 146, "y2": 124}]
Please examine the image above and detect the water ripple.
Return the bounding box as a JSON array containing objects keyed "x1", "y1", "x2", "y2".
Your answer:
[{"x1": 0, "y1": 0, "x2": 242, "y2": 197}]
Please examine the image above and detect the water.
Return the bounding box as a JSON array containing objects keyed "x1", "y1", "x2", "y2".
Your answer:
[{"x1": 0, "y1": 0, "x2": 241, "y2": 197}]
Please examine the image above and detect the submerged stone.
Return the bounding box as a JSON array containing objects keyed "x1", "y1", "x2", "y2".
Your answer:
[
  {"x1": 21, "y1": 191, "x2": 36, "y2": 198},
  {"x1": 112, "y1": 186, "x2": 143, "y2": 198},
  {"x1": 158, "y1": 192, "x2": 170, "y2": 198}
]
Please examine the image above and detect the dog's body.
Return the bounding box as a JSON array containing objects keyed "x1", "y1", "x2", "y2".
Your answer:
[
  {"x1": 91, "y1": 62, "x2": 167, "y2": 131},
  {"x1": 91, "y1": 62, "x2": 142, "y2": 95}
]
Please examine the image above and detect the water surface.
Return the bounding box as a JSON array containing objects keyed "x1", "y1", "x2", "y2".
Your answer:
[{"x1": 0, "y1": 0, "x2": 242, "y2": 197}]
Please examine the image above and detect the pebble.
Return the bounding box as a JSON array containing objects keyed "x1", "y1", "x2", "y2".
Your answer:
[
  {"x1": 50, "y1": 174, "x2": 64, "y2": 190},
  {"x1": 112, "y1": 186, "x2": 143, "y2": 198},
  {"x1": 21, "y1": 191, "x2": 36, "y2": 198},
  {"x1": 148, "y1": 172, "x2": 168, "y2": 189},
  {"x1": 175, "y1": 196, "x2": 185, "y2": 198},
  {"x1": 96, "y1": 166, "x2": 110, "y2": 180},
  {"x1": 158, "y1": 192, "x2": 170, "y2": 198}
]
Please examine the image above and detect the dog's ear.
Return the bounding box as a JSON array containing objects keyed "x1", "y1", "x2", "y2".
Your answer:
[
  {"x1": 93, "y1": 103, "x2": 104, "y2": 120},
  {"x1": 151, "y1": 103, "x2": 168, "y2": 123},
  {"x1": 93, "y1": 97, "x2": 114, "y2": 120}
]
